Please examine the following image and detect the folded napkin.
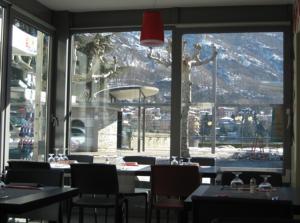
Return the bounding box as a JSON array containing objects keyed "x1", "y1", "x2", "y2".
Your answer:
[{"x1": 124, "y1": 162, "x2": 139, "y2": 166}]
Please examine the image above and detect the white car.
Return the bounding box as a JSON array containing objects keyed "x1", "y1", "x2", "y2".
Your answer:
[{"x1": 70, "y1": 127, "x2": 86, "y2": 150}]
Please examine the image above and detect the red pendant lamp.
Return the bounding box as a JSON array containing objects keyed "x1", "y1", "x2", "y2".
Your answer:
[{"x1": 140, "y1": 11, "x2": 164, "y2": 47}]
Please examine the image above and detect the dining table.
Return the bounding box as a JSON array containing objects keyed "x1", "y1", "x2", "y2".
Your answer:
[
  {"x1": 184, "y1": 185, "x2": 300, "y2": 215},
  {"x1": 50, "y1": 162, "x2": 219, "y2": 178},
  {"x1": 0, "y1": 186, "x2": 79, "y2": 223}
]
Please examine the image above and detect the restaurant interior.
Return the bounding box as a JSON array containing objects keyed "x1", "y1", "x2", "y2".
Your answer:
[{"x1": 0, "y1": 0, "x2": 300, "y2": 222}]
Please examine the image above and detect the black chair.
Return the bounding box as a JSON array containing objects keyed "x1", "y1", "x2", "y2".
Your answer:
[
  {"x1": 221, "y1": 171, "x2": 283, "y2": 186},
  {"x1": 5, "y1": 169, "x2": 64, "y2": 223},
  {"x1": 67, "y1": 154, "x2": 94, "y2": 163},
  {"x1": 122, "y1": 156, "x2": 156, "y2": 223},
  {"x1": 192, "y1": 196, "x2": 293, "y2": 223},
  {"x1": 123, "y1": 156, "x2": 156, "y2": 165},
  {"x1": 182, "y1": 157, "x2": 215, "y2": 184},
  {"x1": 67, "y1": 163, "x2": 128, "y2": 223},
  {"x1": 7, "y1": 160, "x2": 51, "y2": 170}
]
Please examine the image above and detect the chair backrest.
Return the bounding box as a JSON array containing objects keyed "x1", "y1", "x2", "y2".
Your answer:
[
  {"x1": 71, "y1": 163, "x2": 118, "y2": 195},
  {"x1": 190, "y1": 157, "x2": 215, "y2": 166},
  {"x1": 67, "y1": 154, "x2": 94, "y2": 163},
  {"x1": 7, "y1": 160, "x2": 51, "y2": 170},
  {"x1": 151, "y1": 165, "x2": 200, "y2": 197},
  {"x1": 221, "y1": 171, "x2": 282, "y2": 186},
  {"x1": 5, "y1": 169, "x2": 63, "y2": 186},
  {"x1": 123, "y1": 156, "x2": 156, "y2": 165},
  {"x1": 192, "y1": 196, "x2": 293, "y2": 223}
]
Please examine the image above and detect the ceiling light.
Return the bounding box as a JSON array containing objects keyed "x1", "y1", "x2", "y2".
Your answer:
[{"x1": 140, "y1": 11, "x2": 164, "y2": 47}]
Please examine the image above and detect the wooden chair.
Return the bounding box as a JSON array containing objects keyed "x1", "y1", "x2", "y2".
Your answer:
[
  {"x1": 149, "y1": 165, "x2": 200, "y2": 223},
  {"x1": 5, "y1": 169, "x2": 64, "y2": 223},
  {"x1": 192, "y1": 196, "x2": 293, "y2": 223},
  {"x1": 67, "y1": 163, "x2": 128, "y2": 223}
]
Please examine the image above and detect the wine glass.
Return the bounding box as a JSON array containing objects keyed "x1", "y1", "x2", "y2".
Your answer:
[
  {"x1": 187, "y1": 157, "x2": 192, "y2": 165},
  {"x1": 58, "y1": 153, "x2": 64, "y2": 161},
  {"x1": 230, "y1": 172, "x2": 244, "y2": 188},
  {"x1": 48, "y1": 153, "x2": 55, "y2": 163},
  {"x1": 0, "y1": 176, "x2": 7, "y2": 198},
  {"x1": 171, "y1": 156, "x2": 178, "y2": 165},
  {"x1": 54, "y1": 148, "x2": 60, "y2": 162},
  {"x1": 258, "y1": 175, "x2": 272, "y2": 190}
]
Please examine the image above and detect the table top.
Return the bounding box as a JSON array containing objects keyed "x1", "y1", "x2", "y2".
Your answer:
[
  {"x1": 51, "y1": 162, "x2": 219, "y2": 177},
  {"x1": 185, "y1": 185, "x2": 300, "y2": 210},
  {"x1": 0, "y1": 186, "x2": 79, "y2": 214}
]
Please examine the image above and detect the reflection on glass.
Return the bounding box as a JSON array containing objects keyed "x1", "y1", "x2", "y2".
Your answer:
[
  {"x1": 258, "y1": 175, "x2": 272, "y2": 190},
  {"x1": 171, "y1": 156, "x2": 178, "y2": 165},
  {"x1": 183, "y1": 32, "x2": 284, "y2": 169},
  {"x1": 9, "y1": 19, "x2": 50, "y2": 161},
  {"x1": 230, "y1": 172, "x2": 244, "y2": 188},
  {"x1": 70, "y1": 31, "x2": 171, "y2": 159}
]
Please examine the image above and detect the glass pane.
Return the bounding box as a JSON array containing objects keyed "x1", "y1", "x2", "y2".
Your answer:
[
  {"x1": 8, "y1": 19, "x2": 50, "y2": 161},
  {"x1": 182, "y1": 32, "x2": 284, "y2": 169},
  {"x1": 70, "y1": 31, "x2": 171, "y2": 162},
  {"x1": 0, "y1": 7, "x2": 3, "y2": 79}
]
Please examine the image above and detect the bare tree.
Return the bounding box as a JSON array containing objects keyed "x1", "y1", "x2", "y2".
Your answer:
[{"x1": 148, "y1": 40, "x2": 217, "y2": 157}]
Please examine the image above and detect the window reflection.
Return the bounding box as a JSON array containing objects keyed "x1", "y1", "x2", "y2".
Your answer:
[
  {"x1": 9, "y1": 19, "x2": 50, "y2": 161},
  {"x1": 70, "y1": 32, "x2": 171, "y2": 161}
]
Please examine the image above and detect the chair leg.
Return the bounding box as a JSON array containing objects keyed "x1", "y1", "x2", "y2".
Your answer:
[
  {"x1": 125, "y1": 199, "x2": 129, "y2": 223},
  {"x1": 94, "y1": 208, "x2": 98, "y2": 223},
  {"x1": 166, "y1": 209, "x2": 170, "y2": 223},
  {"x1": 67, "y1": 205, "x2": 73, "y2": 223},
  {"x1": 79, "y1": 207, "x2": 84, "y2": 223},
  {"x1": 148, "y1": 204, "x2": 153, "y2": 223},
  {"x1": 105, "y1": 208, "x2": 108, "y2": 223},
  {"x1": 178, "y1": 209, "x2": 188, "y2": 223},
  {"x1": 144, "y1": 194, "x2": 148, "y2": 223},
  {"x1": 156, "y1": 209, "x2": 160, "y2": 223}
]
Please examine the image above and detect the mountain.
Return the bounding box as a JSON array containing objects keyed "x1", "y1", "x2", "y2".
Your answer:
[{"x1": 74, "y1": 31, "x2": 283, "y2": 106}]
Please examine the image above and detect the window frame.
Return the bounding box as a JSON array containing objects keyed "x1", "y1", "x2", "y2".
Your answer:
[{"x1": 174, "y1": 25, "x2": 293, "y2": 172}]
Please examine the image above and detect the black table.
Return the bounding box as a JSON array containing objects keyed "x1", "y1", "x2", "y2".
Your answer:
[
  {"x1": 185, "y1": 185, "x2": 300, "y2": 214},
  {"x1": 0, "y1": 186, "x2": 79, "y2": 223}
]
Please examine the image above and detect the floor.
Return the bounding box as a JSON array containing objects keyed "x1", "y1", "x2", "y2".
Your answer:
[{"x1": 9, "y1": 196, "x2": 186, "y2": 223}]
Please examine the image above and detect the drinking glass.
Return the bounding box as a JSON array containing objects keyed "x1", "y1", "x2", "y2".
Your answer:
[
  {"x1": 171, "y1": 156, "x2": 178, "y2": 165},
  {"x1": 62, "y1": 153, "x2": 69, "y2": 161},
  {"x1": 0, "y1": 177, "x2": 7, "y2": 199},
  {"x1": 54, "y1": 148, "x2": 60, "y2": 162},
  {"x1": 258, "y1": 175, "x2": 272, "y2": 190},
  {"x1": 230, "y1": 172, "x2": 244, "y2": 188},
  {"x1": 58, "y1": 153, "x2": 64, "y2": 161},
  {"x1": 48, "y1": 153, "x2": 55, "y2": 163}
]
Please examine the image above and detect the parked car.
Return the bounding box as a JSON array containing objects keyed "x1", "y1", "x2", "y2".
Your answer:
[{"x1": 70, "y1": 127, "x2": 86, "y2": 151}]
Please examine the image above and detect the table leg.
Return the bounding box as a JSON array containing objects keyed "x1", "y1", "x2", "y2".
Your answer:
[{"x1": 0, "y1": 212, "x2": 8, "y2": 223}]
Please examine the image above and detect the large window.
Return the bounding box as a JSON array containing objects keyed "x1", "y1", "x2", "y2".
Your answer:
[
  {"x1": 182, "y1": 32, "x2": 285, "y2": 168},
  {"x1": 70, "y1": 31, "x2": 171, "y2": 162},
  {"x1": 8, "y1": 19, "x2": 50, "y2": 161}
]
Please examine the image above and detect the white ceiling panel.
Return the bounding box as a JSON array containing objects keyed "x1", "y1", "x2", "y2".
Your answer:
[{"x1": 36, "y1": 0, "x2": 294, "y2": 12}]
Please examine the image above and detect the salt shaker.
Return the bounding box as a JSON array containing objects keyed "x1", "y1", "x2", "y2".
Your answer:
[{"x1": 250, "y1": 177, "x2": 256, "y2": 193}]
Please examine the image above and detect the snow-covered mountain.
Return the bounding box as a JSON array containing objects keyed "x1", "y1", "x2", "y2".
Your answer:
[{"x1": 75, "y1": 31, "x2": 283, "y2": 105}]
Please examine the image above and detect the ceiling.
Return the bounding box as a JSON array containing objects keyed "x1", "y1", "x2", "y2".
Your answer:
[{"x1": 36, "y1": 0, "x2": 294, "y2": 12}]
